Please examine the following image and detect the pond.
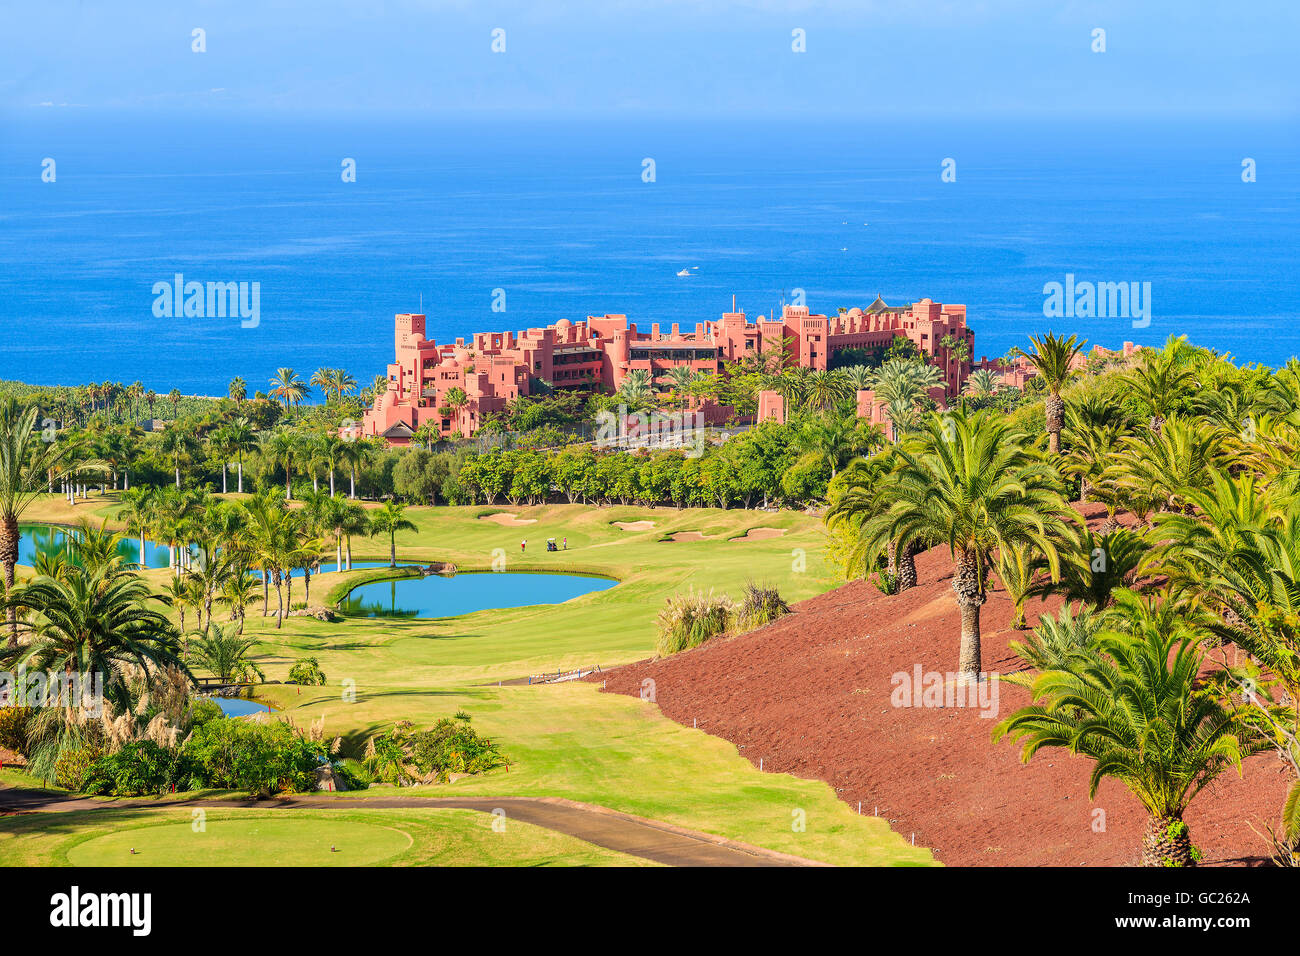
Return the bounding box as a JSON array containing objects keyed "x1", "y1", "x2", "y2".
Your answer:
[
  {"x1": 17, "y1": 526, "x2": 384, "y2": 578},
  {"x1": 18, "y1": 524, "x2": 175, "y2": 569},
  {"x1": 339, "y1": 571, "x2": 617, "y2": 619},
  {"x1": 207, "y1": 697, "x2": 270, "y2": 717}
]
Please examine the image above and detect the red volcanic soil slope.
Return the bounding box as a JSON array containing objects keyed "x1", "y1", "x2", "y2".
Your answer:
[{"x1": 591, "y1": 509, "x2": 1292, "y2": 867}]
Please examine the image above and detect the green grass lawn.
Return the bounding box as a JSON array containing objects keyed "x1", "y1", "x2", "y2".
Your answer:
[
  {"x1": 13, "y1": 495, "x2": 935, "y2": 866},
  {"x1": 0, "y1": 807, "x2": 655, "y2": 867}
]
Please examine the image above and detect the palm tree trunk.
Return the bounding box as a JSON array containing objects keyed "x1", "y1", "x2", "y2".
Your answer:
[
  {"x1": 175, "y1": 466, "x2": 181, "y2": 490},
  {"x1": 350, "y1": 469, "x2": 356, "y2": 499},
  {"x1": 897, "y1": 542, "x2": 919, "y2": 592},
  {"x1": 1, "y1": 514, "x2": 17, "y2": 647},
  {"x1": 389, "y1": 534, "x2": 396, "y2": 567},
  {"x1": 1141, "y1": 815, "x2": 1193, "y2": 867},
  {"x1": 222, "y1": 463, "x2": 228, "y2": 494},
  {"x1": 237, "y1": 460, "x2": 244, "y2": 494},
  {"x1": 1045, "y1": 392, "x2": 1065, "y2": 455},
  {"x1": 346, "y1": 536, "x2": 353, "y2": 570},
  {"x1": 330, "y1": 471, "x2": 335, "y2": 497},
  {"x1": 953, "y1": 548, "x2": 985, "y2": 678}
]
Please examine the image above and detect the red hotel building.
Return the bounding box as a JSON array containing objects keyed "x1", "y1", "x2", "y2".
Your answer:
[{"x1": 362, "y1": 297, "x2": 973, "y2": 442}]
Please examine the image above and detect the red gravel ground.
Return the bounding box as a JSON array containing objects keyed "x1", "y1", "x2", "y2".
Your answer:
[{"x1": 589, "y1": 505, "x2": 1293, "y2": 867}]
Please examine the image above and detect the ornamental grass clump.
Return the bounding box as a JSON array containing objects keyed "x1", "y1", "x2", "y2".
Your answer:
[
  {"x1": 655, "y1": 588, "x2": 734, "y2": 656},
  {"x1": 735, "y1": 581, "x2": 791, "y2": 630}
]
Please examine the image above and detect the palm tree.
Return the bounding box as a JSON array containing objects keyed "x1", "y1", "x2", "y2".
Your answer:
[
  {"x1": 617, "y1": 369, "x2": 653, "y2": 405},
  {"x1": 444, "y1": 386, "x2": 470, "y2": 421},
  {"x1": 995, "y1": 589, "x2": 1270, "y2": 866},
  {"x1": 1126, "y1": 344, "x2": 1195, "y2": 434},
  {"x1": 310, "y1": 368, "x2": 335, "y2": 404},
  {"x1": 842, "y1": 365, "x2": 873, "y2": 392},
  {"x1": 794, "y1": 415, "x2": 865, "y2": 480},
  {"x1": 266, "y1": 430, "x2": 300, "y2": 500},
  {"x1": 223, "y1": 417, "x2": 257, "y2": 494},
  {"x1": 157, "y1": 424, "x2": 198, "y2": 490},
  {"x1": 4, "y1": 564, "x2": 187, "y2": 708},
  {"x1": 369, "y1": 500, "x2": 416, "y2": 567},
  {"x1": 867, "y1": 359, "x2": 944, "y2": 440},
  {"x1": 228, "y1": 376, "x2": 247, "y2": 404},
  {"x1": 337, "y1": 438, "x2": 373, "y2": 500},
  {"x1": 803, "y1": 369, "x2": 851, "y2": 413},
  {"x1": 0, "y1": 402, "x2": 92, "y2": 645},
  {"x1": 339, "y1": 502, "x2": 370, "y2": 569},
  {"x1": 827, "y1": 452, "x2": 921, "y2": 592},
  {"x1": 664, "y1": 367, "x2": 698, "y2": 408},
  {"x1": 269, "y1": 368, "x2": 309, "y2": 413},
  {"x1": 1106, "y1": 415, "x2": 1221, "y2": 517},
  {"x1": 857, "y1": 410, "x2": 1075, "y2": 678},
  {"x1": 1030, "y1": 527, "x2": 1147, "y2": 610},
  {"x1": 1012, "y1": 332, "x2": 1086, "y2": 454},
  {"x1": 962, "y1": 368, "x2": 999, "y2": 398},
  {"x1": 187, "y1": 620, "x2": 265, "y2": 684},
  {"x1": 220, "y1": 569, "x2": 260, "y2": 634}
]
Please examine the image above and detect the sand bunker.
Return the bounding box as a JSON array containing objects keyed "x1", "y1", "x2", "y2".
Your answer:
[
  {"x1": 730, "y1": 527, "x2": 786, "y2": 541},
  {"x1": 666, "y1": 531, "x2": 706, "y2": 542},
  {"x1": 479, "y1": 512, "x2": 538, "y2": 527},
  {"x1": 614, "y1": 520, "x2": 656, "y2": 531}
]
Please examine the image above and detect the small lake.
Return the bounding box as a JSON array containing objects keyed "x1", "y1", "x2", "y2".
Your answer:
[
  {"x1": 208, "y1": 697, "x2": 270, "y2": 717},
  {"x1": 339, "y1": 571, "x2": 617, "y2": 619},
  {"x1": 18, "y1": 526, "x2": 384, "y2": 578},
  {"x1": 18, "y1": 524, "x2": 175, "y2": 569}
]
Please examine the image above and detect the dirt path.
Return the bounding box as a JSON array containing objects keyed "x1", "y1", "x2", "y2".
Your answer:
[{"x1": 0, "y1": 787, "x2": 822, "y2": 868}]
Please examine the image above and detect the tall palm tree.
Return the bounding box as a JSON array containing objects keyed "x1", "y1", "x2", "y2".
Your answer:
[
  {"x1": 995, "y1": 589, "x2": 1269, "y2": 866},
  {"x1": 337, "y1": 438, "x2": 375, "y2": 500},
  {"x1": 266, "y1": 430, "x2": 300, "y2": 500},
  {"x1": 1012, "y1": 332, "x2": 1086, "y2": 454},
  {"x1": 157, "y1": 423, "x2": 197, "y2": 490},
  {"x1": 858, "y1": 410, "x2": 1075, "y2": 678},
  {"x1": 269, "y1": 368, "x2": 309, "y2": 413},
  {"x1": 0, "y1": 402, "x2": 91, "y2": 645},
  {"x1": 369, "y1": 500, "x2": 416, "y2": 567},
  {"x1": 228, "y1": 376, "x2": 247, "y2": 404},
  {"x1": 310, "y1": 368, "x2": 335, "y2": 404},
  {"x1": 220, "y1": 569, "x2": 260, "y2": 634},
  {"x1": 223, "y1": 417, "x2": 257, "y2": 494},
  {"x1": 339, "y1": 501, "x2": 370, "y2": 569}
]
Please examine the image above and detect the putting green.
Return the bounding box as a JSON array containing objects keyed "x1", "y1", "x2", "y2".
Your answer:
[{"x1": 67, "y1": 816, "x2": 413, "y2": 867}]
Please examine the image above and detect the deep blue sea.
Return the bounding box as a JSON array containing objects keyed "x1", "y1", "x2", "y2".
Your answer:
[{"x1": 1, "y1": 113, "x2": 1296, "y2": 394}]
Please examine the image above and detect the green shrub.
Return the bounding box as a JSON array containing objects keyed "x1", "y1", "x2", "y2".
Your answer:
[
  {"x1": 53, "y1": 745, "x2": 103, "y2": 791},
  {"x1": 182, "y1": 718, "x2": 328, "y2": 797},
  {"x1": 363, "y1": 715, "x2": 507, "y2": 785},
  {"x1": 187, "y1": 698, "x2": 224, "y2": 729},
  {"x1": 332, "y1": 757, "x2": 371, "y2": 791},
  {"x1": 0, "y1": 706, "x2": 33, "y2": 755},
  {"x1": 287, "y1": 658, "x2": 327, "y2": 686},
  {"x1": 82, "y1": 740, "x2": 188, "y2": 797},
  {"x1": 655, "y1": 588, "x2": 734, "y2": 656},
  {"x1": 735, "y1": 581, "x2": 791, "y2": 630}
]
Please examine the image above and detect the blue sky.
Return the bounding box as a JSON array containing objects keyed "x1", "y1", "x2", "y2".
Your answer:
[{"x1": 2, "y1": 0, "x2": 1296, "y2": 118}]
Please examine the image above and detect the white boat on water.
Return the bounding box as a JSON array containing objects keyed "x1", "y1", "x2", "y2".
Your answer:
[{"x1": 676, "y1": 269, "x2": 691, "y2": 277}]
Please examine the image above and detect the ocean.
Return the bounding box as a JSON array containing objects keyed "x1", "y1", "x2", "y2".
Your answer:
[{"x1": 1, "y1": 112, "x2": 1297, "y2": 395}]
